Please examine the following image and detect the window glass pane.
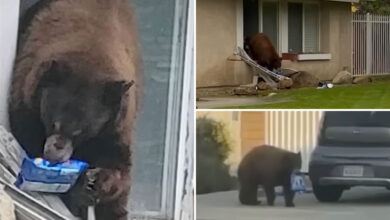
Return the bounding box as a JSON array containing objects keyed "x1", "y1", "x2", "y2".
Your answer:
[
  {"x1": 324, "y1": 112, "x2": 390, "y2": 127},
  {"x1": 288, "y1": 2, "x2": 303, "y2": 53},
  {"x1": 321, "y1": 112, "x2": 390, "y2": 147},
  {"x1": 130, "y1": 0, "x2": 175, "y2": 213},
  {"x1": 244, "y1": 0, "x2": 259, "y2": 38},
  {"x1": 303, "y1": 4, "x2": 319, "y2": 53},
  {"x1": 262, "y1": 2, "x2": 278, "y2": 49}
]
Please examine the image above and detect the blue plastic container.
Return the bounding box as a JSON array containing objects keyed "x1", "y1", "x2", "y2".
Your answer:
[
  {"x1": 291, "y1": 171, "x2": 306, "y2": 193},
  {"x1": 15, "y1": 157, "x2": 88, "y2": 193}
]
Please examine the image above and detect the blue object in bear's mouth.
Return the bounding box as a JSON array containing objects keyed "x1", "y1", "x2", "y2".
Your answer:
[{"x1": 15, "y1": 157, "x2": 88, "y2": 193}]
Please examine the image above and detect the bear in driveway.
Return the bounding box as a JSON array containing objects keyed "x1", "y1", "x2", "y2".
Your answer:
[
  {"x1": 238, "y1": 145, "x2": 301, "y2": 207},
  {"x1": 9, "y1": 0, "x2": 142, "y2": 219},
  {"x1": 244, "y1": 33, "x2": 282, "y2": 71}
]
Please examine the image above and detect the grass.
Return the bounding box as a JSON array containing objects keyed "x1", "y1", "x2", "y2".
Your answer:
[{"x1": 224, "y1": 81, "x2": 390, "y2": 109}]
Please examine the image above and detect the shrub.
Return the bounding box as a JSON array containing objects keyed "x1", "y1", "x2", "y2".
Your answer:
[
  {"x1": 196, "y1": 117, "x2": 236, "y2": 194},
  {"x1": 356, "y1": 0, "x2": 390, "y2": 15}
]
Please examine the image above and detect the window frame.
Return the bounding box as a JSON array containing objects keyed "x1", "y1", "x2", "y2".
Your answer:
[
  {"x1": 130, "y1": 0, "x2": 192, "y2": 219},
  {"x1": 238, "y1": 0, "x2": 321, "y2": 54}
]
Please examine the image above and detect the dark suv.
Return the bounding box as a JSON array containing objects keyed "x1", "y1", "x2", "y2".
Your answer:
[{"x1": 309, "y1": 111, "x2": 390, "y2": 202}]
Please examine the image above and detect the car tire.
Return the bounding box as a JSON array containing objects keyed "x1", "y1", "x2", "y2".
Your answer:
[{"x1": 312, "y1": 184, "x2": 343, "y2": 202}]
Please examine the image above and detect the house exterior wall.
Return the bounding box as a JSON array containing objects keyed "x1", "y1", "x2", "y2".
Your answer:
[
  {"x1": 196, "y1": 0, "x2": 252, "y2": 87},
  {"x1": 196, "y1": 0, "x2": 352, "y2": 87},
  {"x1": 240, "y1": 112, "x2": 265, "y2": 160}
]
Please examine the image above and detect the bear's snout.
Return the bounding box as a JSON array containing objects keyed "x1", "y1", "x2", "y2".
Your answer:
[{"x1": 43, "y1": 134, "x2": 73, "y2": 163}]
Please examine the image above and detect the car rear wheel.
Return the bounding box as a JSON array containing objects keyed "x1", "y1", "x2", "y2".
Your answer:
[{"x1": 313, "y1": 184, "x2": 343, "y2": 202}]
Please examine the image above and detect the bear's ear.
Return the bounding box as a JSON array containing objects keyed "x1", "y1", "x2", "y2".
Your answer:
[
  {"x1": 40, "y1": 60, "x2": 69, "y2": 87},
  {"x1": 102, "y1": 80, "x2": 135, "y2": 106}
]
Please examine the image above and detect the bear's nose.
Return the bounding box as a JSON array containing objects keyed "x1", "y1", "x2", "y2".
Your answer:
[{"x1": 54, "y1": 142, "x2": 64, "y2": 150}]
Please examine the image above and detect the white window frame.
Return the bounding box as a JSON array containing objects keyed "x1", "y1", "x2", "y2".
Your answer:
[
  {"x1": 130, "y1": 0, "x2": 193, "y2": 219},
  {"x1": 297, "y1": 53, "x2": 331, "y2": 60},
  {"x1": 236, "y1": 0, "x2": 244, "y2": 48},
  {"x1": 0, "y1": 0, "x2": 19, "y2": 129}
]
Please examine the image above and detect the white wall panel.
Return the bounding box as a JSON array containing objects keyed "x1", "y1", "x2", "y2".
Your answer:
[{"x1": 265, "y1": 111, "x2": 323, "y2": 172}]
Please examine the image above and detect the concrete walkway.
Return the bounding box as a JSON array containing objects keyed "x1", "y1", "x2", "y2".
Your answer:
[{"x1": 196, "y1": 96, "x2": 291, "y2": 109}]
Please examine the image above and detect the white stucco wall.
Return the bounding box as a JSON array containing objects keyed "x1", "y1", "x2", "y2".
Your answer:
[{"x1": 0, "y1": 0, "x2": 19, "y2": 129}]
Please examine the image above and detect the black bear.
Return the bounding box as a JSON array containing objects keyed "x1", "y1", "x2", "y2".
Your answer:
[
  {"x1": 9, "y1": 0, "x2": 142, "y2": 219},
  {"x1": 244, "y1": 33, "x2": 282, "y2": 71},
  {"x1": 237, "y1": 145, "x2": 301, "y2": 207}
]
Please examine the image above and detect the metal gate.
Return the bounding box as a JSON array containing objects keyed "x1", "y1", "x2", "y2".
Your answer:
[{"x1": 352, "y1": 13, "x2": 390, "y2": 76}]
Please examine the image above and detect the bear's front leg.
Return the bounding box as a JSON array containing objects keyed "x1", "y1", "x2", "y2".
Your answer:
[
  {"x1": 91, "y1": 168, "x2": 131, "y2": 202},
  {"x1": 95, "y1": 194, "x2": 129, "y2": 220},
  {"x1": 63, "y1": 167, "x2": 131, "y2": 220},
  {"x1": 62, "y1": 169, "x2": 99, "y2": 219},
  {"x1": 91, "y1": 168, "x2": 131, "y2": 220}
]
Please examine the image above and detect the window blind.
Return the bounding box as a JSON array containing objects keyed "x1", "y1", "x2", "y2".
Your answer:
[{"x1": 303, "y1": 4, "x2": 319, "y2": 53}]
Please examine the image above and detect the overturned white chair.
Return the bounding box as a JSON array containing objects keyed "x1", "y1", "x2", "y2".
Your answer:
[
  {"x1": 235, "y1": 47, "x2": 293, "y2": 90},
  {"x1": 0, "y1": 126, "x2": 80, "y2": 220}
]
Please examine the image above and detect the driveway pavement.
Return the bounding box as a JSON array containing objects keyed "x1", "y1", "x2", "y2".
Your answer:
[{"x1": 197, "y1": 187, "x2": 390, "y2": 220}]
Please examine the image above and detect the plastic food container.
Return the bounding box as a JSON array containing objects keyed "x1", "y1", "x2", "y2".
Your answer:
[
  {"x1": 291, "y1": 172, "x2": 306, "y2": 193},
  {"x1": 15, "y1": 157, "x2": 88, "y2": 193}
]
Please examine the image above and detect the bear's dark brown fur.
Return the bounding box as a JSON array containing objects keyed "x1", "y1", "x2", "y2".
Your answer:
[
  {"x1": 238, "y1": 145, "x2": 301, "y2": 207},
  {"x1": 244, "y1": 33, "x2": 282, "y2": 71},
  {"x1": 9, "y1": 1, "x2": 142, "y2": 219}
]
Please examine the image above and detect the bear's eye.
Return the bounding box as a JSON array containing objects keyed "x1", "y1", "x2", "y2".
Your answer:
[{"x1": 72, "y1": 129, "x2": 82, "y2": 136}]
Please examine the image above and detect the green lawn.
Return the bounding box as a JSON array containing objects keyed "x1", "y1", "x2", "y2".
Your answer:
[{"x1": 225, "y1": 81, "x2": 390, "y2": 109}]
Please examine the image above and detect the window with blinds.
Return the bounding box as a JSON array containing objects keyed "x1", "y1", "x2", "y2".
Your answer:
[{"x1": 288, "y1": 2, "x2": 320, "y2": 53}]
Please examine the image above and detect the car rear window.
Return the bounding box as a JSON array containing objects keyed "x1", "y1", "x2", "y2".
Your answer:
[{"x1": 319, "y1": 111, "x2": 390, "y2": 146}]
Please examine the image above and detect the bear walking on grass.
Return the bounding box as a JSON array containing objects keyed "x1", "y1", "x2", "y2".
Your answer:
[
  {"x1": 9, "y1": 0, "x2": 142, "y2": 219},
  {"x1": 238, "y1": 145, "x2": 301, "y2": 207},
  {"x1": 244, "y1": 33, "x2": 282, "y2": 71}
]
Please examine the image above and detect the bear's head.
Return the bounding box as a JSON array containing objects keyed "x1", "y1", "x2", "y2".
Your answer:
[
  {"x1": 37, "y1": 61, "x2": 134, "y2": 163},
  {"x1": 243, "y1": 36, "x2": 253, "y2": 58},
  {"x1": 272, "y1": 57, "x2": 282, "y2": 70},
  {"x1": 290, "y1": 152, "x2": 302, "y2": 171}
]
